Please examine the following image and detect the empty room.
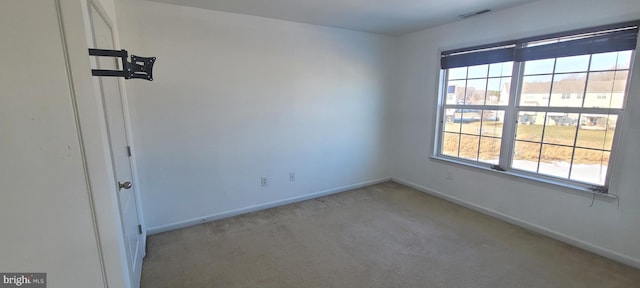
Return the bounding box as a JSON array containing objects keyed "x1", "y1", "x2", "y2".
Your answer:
[{"x1": 3, "y1": 0, "x2": 640, "y2": 287}]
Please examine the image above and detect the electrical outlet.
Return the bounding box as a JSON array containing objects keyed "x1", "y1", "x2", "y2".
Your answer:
[
  {"x1": 261, "y1": 177, "x2": 268, "y2": 187},
  {"x1": 289, "y1": 172, "x2": 295, "y2": 182}
]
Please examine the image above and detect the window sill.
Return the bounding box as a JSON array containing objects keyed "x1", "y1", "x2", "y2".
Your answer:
[{"x1": 429, "y1": 156, "x2": 618, "y2": 199}]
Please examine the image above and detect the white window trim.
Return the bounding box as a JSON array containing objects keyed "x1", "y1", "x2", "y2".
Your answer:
[{"x1": 428, "y1": 155, "x2": 617, "y2": 199}]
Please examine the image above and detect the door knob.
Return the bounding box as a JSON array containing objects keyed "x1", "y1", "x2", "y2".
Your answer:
[{"x1": 119, "y1": 181, "x2": 132, "y2": 190}]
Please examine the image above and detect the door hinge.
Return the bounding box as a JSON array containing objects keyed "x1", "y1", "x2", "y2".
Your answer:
[
  {"x1": 138, "y1": 225, "x2": 143, "y2": 234},
  {"x1": 127, "y1": 146, "x2": 132, "y2": 157}
]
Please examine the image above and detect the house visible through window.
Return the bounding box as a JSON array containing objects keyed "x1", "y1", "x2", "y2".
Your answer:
[{"x1": 437, "y1": 21, "x2": 638, "y2": 191}]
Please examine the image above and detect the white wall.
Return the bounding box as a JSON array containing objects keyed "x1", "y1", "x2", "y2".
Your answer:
[
  {"x1": 391, "y1": 0, "x2": 640, "y2": 267},
  {"x1": 115, "y1": 0, "x2": 396, "y2": 232},
  {"x1": 112, "y1": 0, "x2": 640, "y2": 269}
]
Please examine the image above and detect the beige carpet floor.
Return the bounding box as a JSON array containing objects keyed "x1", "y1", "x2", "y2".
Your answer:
[{"x1": 141, "y1": 181, "x2": 640, "y2": 287}]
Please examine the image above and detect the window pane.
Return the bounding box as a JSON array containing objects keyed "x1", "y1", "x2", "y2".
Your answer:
[
  {"x1": 549, "y1": 73, "x2": 586, "y2": 107},
  {"x1": 479, "y1": 137, "x2": 501, "y2": 164},
  {"x1": 612, "y1": 71, "x2": 628, "y2": 109},
  {"x1": 520, "y1": 75, "x2": 552, "y2": 106},
  {"x1": 581, "y1": 114, "x2": 617, "y2": 130},
  {"x1": 465, "y1": 79, "x2": 488, "y2": 105},
  {"x1": 459, "y1": 134, "x2": 480, "y2": 161},
  {"x1": 575, "y1": 114, "x2": 617, "y2": 150},
  {"x1": 590, "y1": 52, "x2": 618, "y2": 71},
  {"x1": 555, "y1": 55, "x2": 590, "y2": 73},
  {"x1": 516, "y1": 111, "x2": 544, "y2": 142},
  {"x1": 443, "y1": 109, "x2": 461, "y2": 132},
  {"x1": 570, "y1": 150, "x2": 609, "y2": 185},
  {"x1": 616, "y1": 51, "x2": 632, "y2": 70},
  {"x1": 542, "y1": 113, "x2": 579, "y2": 146},
  {"x1": 591, "y1": 51, "x2": 633, "y2": 71},
  {"x1": 442, "y1": 132, "x2": 460, "y2": 157},
  {"x1": 459, "y1": 110, "x2": 482, "y2": 135},
  {"x1": 467, "y1": 64, "x2": 489, "y2": 79},
  {"x1": 480, "y1": 110, "x2": 503, "y2": 137},
  {"x1": 524, "y1": 58, "x2": 555, "y2": 75},
  {"x1": 584, "y1": 71, "x2": 627, "y2": 109},
  {"x1": 486, "y1": 77, "x2": 510, "y2": 105},
  {"x1": 448, "y1": 67, "x2": 467, "y2": 80},
  {"x1": 538, "y1": 144, "x2": 573, "y2": 178},
  {"x1": 512, "y1": 141, "x2": 541, "y2": 173},
  {"x1": 489, "y1": 62, "x2": 513, "y2": 77},
  {"x1": 447, "y1": 80, "x2": 466, "y2": 105}
]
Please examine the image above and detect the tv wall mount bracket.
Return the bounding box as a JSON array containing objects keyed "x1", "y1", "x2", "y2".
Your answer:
[{"x1": 88, "y1": 49, "x2": 156, "y2": 81}]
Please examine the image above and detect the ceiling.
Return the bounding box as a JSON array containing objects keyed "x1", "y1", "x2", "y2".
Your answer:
[{"x1": 148, "y1": 0, "x2": 539, "y2": 35}]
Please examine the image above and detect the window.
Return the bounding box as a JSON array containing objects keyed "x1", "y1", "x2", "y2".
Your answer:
[
  {"x1": 441, "y1": 61, "x2": 511, "y2": 164},
  {"x1": 436, "y1": 21, "x2": 639, "y2": 192}
]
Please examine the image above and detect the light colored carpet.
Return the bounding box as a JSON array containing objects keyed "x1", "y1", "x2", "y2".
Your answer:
[{"x1": 141, "y1": 181, "x2": 640, "y2": 287}]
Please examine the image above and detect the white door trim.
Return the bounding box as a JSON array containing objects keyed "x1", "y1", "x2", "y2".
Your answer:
[
  {"x1": 86, "y1": 0, "x2": 146, "y2": 285},
  {"x1": 92, "y1": 0, "x2": 149, "y2": 262},
  {"x1": 57, "y1": 0, "x2": 141, "y2": 287}
]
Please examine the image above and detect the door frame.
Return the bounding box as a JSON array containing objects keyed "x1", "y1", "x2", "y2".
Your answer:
[
  {"x1": 57, "y1": 0, "x2": 146, "y2": 287},
  {"x1": 86, "y1": 0, "x2": 147, "y2": 285}
]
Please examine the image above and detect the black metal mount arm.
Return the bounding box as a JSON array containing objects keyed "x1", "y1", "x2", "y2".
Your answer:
[{"x1": 88, "y1": 49, "x2": 156, "y2": 81}]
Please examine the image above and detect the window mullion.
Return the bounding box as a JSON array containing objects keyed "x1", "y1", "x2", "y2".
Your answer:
[
  {"x1": 508, "y1": 106, "x2": 623, "y2": 114},
  {"x1": 442, "y1": 104, "x2": 506, "y2": 110},
  {"x1": 499, "y1": 61, "x2": 524, "y2": 170}
]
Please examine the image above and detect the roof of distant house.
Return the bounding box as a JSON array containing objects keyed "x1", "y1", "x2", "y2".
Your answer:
[{"x1": 519, "y1": 79, "x2": 626, "y2": 94}]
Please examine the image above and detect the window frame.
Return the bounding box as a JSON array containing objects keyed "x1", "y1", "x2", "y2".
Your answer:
[{"x1": 433, "y1": 23, "x2": 639, "y2": 194}]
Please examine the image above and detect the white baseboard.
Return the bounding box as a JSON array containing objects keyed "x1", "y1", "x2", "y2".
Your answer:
[
  {"x1": 148, "y1": 177, "x2": 392, "y2": 235},
  {"x1": 391, "y1": 177, "x2": 640, "y2": 270}
]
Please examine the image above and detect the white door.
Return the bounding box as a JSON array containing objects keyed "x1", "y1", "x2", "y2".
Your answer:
[{"x1": 87, "y1": 3, "x2": 144, "y2": 285}]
